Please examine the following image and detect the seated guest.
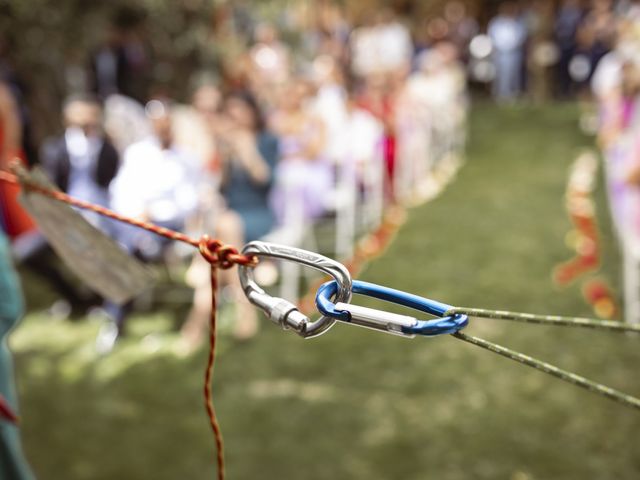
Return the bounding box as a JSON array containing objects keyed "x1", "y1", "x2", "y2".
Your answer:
[
  {"x1": 220, "y1": 90, "x2": 278, "y2": 242},
  {"x1": 41, "y1": 94, "x2": 119, "y2": 230},
  {"x1": 179, "y1": 91, "x2": 274, "y2": 350},
  {"x1": 20, "y1": 94, "x2": 119, "y2": 318},
  {"x1": 103, "y1": 99, "x2": 200, "y2": 350},
  {"x1": 110, "y1": 99, "x2": 199, "y2": 256}
]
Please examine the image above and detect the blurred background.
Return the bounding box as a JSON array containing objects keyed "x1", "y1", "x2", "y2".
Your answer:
[{"x1": 1, "y1": 0, "x2": 640, "y2": 478}]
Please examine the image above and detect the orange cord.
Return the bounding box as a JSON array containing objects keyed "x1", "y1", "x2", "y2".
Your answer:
[
  {"x1": 205, "y1": 263, "x2": 225, "y2": 479},
  {"x1": 1, "y1": 165, "x2": 258, "y2": 480}
]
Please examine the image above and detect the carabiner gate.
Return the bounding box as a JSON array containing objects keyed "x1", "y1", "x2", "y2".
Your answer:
[
  {"x1": 316, "y1": 280, "x2": 469, "y2": 338},
  {"x1": 238, "y1": 241, "x2": 352, "y2": 338}
]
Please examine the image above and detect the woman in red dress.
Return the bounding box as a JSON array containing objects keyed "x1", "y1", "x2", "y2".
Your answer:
[{"x1": 0, "y1": 81, "x2": 36, "y2": 239}]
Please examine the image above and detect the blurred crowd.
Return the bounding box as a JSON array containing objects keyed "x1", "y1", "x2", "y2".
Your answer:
[
  {"x1": 0, "y1": 1, "x2": 470, "y2": 353},
  {"x1": 1, "y1": 0, "x2": 640, "y2": 353},
  {"x1": 471, "y1": 0, "x2": 638, "y2": 102}
]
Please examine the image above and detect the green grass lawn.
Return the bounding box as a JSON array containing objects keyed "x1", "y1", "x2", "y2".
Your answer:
[{"x1": 12, "y1": 103, "x2": 640, "y2": 479}]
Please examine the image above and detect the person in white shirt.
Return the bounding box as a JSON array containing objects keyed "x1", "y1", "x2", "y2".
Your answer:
[
  {"x1": 110, "y1": 99, "x2": 199, "y2": 257},
  {"x1": 101, "y1": 99, "x2": 200, "y2": 349}
]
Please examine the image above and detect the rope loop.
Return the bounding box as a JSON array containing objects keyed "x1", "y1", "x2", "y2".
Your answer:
[
  {"x1": 198, "y1": 236, "x2": 223, "y2": 266},
  {"x1": 197, "y1": 235, "x2": 258, "y2": 270}
]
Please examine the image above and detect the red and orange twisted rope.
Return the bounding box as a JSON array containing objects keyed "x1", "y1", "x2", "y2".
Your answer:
[{"x1": 1, "y1": 165, "x2": 256, "y2": 480}]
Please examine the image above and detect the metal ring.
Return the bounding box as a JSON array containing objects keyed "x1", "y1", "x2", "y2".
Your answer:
[{"x1": 238, "y1": 241, "x2": 352, "y2": 338}]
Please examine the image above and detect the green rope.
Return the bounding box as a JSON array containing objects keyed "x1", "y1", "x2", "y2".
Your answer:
[
  {"x1": 452, "y1": 332, "x2": 640, "y2": 411},
  {"x1": 441, "y1": 307, "x2": 640, "y2": 409},
  {"x1": 445, "y1": 307, "x2": 640, "y2": 333}
]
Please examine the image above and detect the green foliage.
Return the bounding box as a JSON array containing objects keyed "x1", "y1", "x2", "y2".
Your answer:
[
  {"x1": 12, "y1": 103, "x2": 640, "y2": 479},
  {"x1": 0, "y1": 0, "x2": 220, "y2": 137}
]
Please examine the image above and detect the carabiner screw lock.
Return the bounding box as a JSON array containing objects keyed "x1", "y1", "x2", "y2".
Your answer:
[{"x1": 238, "y1": 241, "x2": 353, "y2": 338}]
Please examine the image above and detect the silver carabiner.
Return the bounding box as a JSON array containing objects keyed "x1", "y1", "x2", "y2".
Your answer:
[{"x1": 238, "y1": 241, "x2": 352, "y2": 338}]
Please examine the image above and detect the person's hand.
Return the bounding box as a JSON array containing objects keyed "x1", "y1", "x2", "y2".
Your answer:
[
  {"x1": 228, "y1": 129, "x2": 256, "y2": 159},
  {"x1": 212, "y1": 115, "x2": 234, "y2": 140},
  {"x1": 228, "y1": 129, "x2": 263, "y2": 172},
  {"x1": 227, "y1": 128, "x2": 270, "y2": 183}
]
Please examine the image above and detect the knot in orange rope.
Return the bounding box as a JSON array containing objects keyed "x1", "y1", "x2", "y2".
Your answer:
[{"x1": 198, "y1": 235, "x2": 258, "y2": 269}]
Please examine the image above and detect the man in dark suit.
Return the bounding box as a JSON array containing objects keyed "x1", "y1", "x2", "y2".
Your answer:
[
  {"x1": 40, "y1": 94, "x2": 119, "y2": 220},
  {"x1": 21, "y1": 94, "x2": 120, "y2": 319}
]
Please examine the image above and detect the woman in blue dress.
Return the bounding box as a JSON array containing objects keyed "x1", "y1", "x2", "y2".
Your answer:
[
  {"x1": 179, "y1": 91, "x2": 279, "y2": 347},
  {"x1": 220, "y1": 91, "x2": 278, "y2": 242}
]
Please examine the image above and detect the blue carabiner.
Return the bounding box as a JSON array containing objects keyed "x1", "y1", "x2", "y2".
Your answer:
[{"x1": 316, "y1": 280, "x2": 468, "y2": 337}]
